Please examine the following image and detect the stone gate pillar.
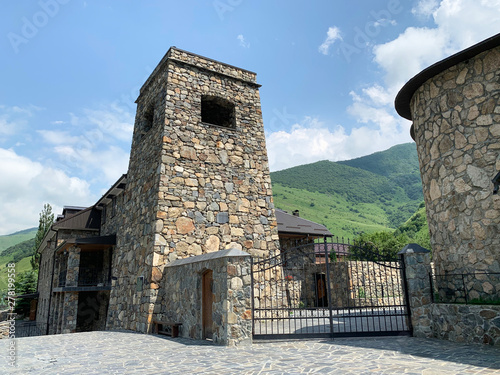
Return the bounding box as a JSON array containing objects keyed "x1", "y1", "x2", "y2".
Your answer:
[{"x1": 399, "y1": 243, "x2": 432, "y2": 338}]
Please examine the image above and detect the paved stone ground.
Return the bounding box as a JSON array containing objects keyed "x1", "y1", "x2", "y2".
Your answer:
[{"x1": 0, "y1": 331, "x2": 499, "y2": 374}]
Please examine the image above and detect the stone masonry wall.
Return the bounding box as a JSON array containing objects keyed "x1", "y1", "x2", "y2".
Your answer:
[
  {"x1": 104, "y1": 46, "x2": 166, "y2": 333},
  {"x1": 36, "y1": 238, "x2": 56, "y2": 330},
  {"x1": 347, "y1": 261, "x2": 403, "y2": 307},
  {"x1": 157, "y1": 250, "x2": 252, "y2": 346},
  {"x1": 402, "y1": 250, "x2": 500, "y2": 346},
  {"x1": 401, "y1": 250, "x2": 433, "y2": 338},
  {"x1": 154, "y1": 49, "x2": 279, "y2": 261},
  {"x1": 430, "y1": 304, "x2": 500, "y2": 346},
  {"x1": 410, "y1": 45, "x2": 500, "y2": 275}
]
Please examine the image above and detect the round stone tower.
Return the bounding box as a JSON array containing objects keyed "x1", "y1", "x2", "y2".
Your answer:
[{"x1": 395, "y1": 33, "x2": 500, "y2": 275}]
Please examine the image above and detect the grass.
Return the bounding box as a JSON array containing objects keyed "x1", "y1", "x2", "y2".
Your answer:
[
  {"x1": 0, "y1": 256, "x2": 33, "y2": 293},
  {"x1": 465, "y1": 298, "x2": 500, "y2": 306},
  {"x1": 0, "y1": 228, "x2": 37, "y2": 253},
  {"x1": 272, "y1": 183, "x2": 391, "y2": 239},
  {"x1": 0, "y1": 229, "x2": 37, "y2": 298}
]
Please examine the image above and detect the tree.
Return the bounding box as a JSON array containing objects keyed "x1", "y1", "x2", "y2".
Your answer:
[
  {"x1": 14, "y1": 270, "x2": 38, "y2": 317},
  {"x1": 31, "y1": 203, "x2": 54, "y2": 270},
  {"x1": 352, "y1": 231, "x2": 410, "y2": 261}
]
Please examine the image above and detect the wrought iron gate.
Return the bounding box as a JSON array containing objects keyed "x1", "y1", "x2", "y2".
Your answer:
[{"x1": 251, "y1": 238, "x2": 411, "y2": 340}]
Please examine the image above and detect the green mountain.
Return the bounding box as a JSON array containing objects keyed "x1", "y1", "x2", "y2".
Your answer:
[
  {"x1": 271, "y1": 143, "x2": 424, "y2": 239},
  {"x1": 0, "y1": 228, "x2": 37, "y2": 253},
  {"x1": 0, "y1": 229, "x2": 37, "y2": 306},
  {"x1": 395, "y1": 202, "x2": 431, "y2": 250},
  {"x1": 0, "y1": 238, "x2": 35, "y2": 265}
]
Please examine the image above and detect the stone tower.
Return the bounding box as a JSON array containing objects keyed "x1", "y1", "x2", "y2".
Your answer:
[
  {"x1": 106, "y1": 47, "x2": 280, "y2": 333},
  {"x1": 395, "y1": 34, "x2": 500, "y2": 276}
]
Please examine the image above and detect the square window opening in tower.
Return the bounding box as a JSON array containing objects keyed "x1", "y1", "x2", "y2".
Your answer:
[{"x1": 201, "y1": 96, "x2": 235, "y2": 129}]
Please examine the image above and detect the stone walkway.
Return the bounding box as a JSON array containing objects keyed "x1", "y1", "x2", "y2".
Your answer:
[{"x1": 0, "y1": 331, "x2": 499, "y2": 374}]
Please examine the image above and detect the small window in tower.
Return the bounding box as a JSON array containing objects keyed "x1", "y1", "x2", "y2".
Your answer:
[
  {"x1": 142, "y1": 104, "x2": 154, "y2": 133},
  {"x1": 201, "y1": 96, "x2": 235, "y2": 129}
]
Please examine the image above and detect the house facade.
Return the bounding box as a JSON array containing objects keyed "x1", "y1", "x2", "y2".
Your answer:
[{"x1": 35, "y1": 47, "x2": 331, "y2": 345}]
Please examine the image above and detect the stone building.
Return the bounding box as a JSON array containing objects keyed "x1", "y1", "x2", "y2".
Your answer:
[
  {"x1": 395, "y1": 33, "x2": 500, "y2": 276},
  {"x1": 35, "y1": 47, "x2": 331, "y2": 345},
  {"x1": 395, "y1": 34, "x2": 500, "y2": 346}
]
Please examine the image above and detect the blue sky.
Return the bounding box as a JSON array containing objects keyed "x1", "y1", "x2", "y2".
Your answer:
[{"x1": 0, "y1": 0, "x2": 499, "y2": 235}]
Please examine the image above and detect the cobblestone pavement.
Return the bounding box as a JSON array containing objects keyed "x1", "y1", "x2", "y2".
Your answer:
[{"x1": 1, "y1": 331, "x2": 499, "y2": 374}]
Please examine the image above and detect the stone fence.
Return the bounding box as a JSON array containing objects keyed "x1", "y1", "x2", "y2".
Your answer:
[
  {"x1": 400, "y1": 244, "x2": 500, "y2": 346},
  {"x1": 156, "y1": 249, "x2": 252, "y2": 346}
]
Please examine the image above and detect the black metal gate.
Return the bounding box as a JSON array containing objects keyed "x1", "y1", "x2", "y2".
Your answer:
[{"x1": 251, "y1": 237, "x2": 411, "y2": 340}]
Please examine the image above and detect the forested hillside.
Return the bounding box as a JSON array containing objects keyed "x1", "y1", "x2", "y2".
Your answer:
[
  {"x1": 0, "y1": 230, "x2": 37, "y2": 305},
  {"x1": 0, "y1": 228, "x2": 37, "y2": 253},
  {"x1": 271, "y1": 143, "x2": 424, "y2": 238}
]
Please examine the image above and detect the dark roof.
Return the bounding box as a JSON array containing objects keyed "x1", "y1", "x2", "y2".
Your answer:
[
  {"x1": 96, "y1": 174, "x2": 127, "y2": 207},
  {"x1": 62, "y1": 205, "x2": 87, "y2": 212},
  {"x1": 52, "y1": 206, "x2": 100, "y2": 231},
  {"x1": 398, "y1": 243, "x2": 430, "y2": 255},
  {"x1": 395, "y1": 32, "x2": 500, "y2": 121},
  {"x1": 55, "y1": 235, "x2": 117, "y2": 253},
  {"x1": 75, "y1": 234, "x2": 116, "y2": 245},
  {"x1": 276, "y1": 209, "x2": 332, "y2": 237}
]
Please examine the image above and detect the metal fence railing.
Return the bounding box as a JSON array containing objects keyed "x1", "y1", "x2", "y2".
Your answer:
[
  {"x1": 430, "y1": 271, "x2": 500, "y2": 305},
  {"x1": 78, "y1": 267, "x2": 110, "y2": 286},
  {"x1": 14, "y1": 321, "x2": 47, "y2": 337},
  {"x1": 58, "y1": 267, "x2": 110, "y2": 287}
]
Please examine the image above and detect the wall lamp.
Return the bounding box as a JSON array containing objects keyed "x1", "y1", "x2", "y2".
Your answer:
[{"x1": 493, "y1": 171, "x2": 500, "y2": 195}]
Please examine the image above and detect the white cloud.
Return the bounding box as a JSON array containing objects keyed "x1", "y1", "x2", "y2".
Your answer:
[
  {"x1": 318, "y1": 26, "x2": 342, "y2": 55},
  {"x1": 339, "y1": 0, "x2": 500, "y2": 166},
  {"x1": 412, "y1": 0, "x2": 440, "y2": 17},
  {"x1": 374, "y1": 0, "x2": 500, "y2": 89},
  {"x1": 237, "y1": 34, "x2": 250, "y2": 48},
  {"x1": 0, "y1": 148, "x2": 92, "y2": 235},
  {"x1": 266, "y1": 116, "x2": 412, "y2": 172},
  {"x1": 52, "y1": 144, "x2": 130, "y2": 186},
  {"x1": 0, "y1": 102, "x2": 134, "y2": 234},
  {"x1": 38, "y1": 104, "x2": 133, "y2": 187},
  {"x1": 0, "y1": 105, "x2": 41, "y2": 138},
  {"x1": 373, "y1": 19, "x2": 397, "y2": 27},
  {"x1": 360, "y1": 84, "x2": 394, "y2": 106},
  {"x1": 38, "y1": 130, "x2": 79, "y2": 145},
  {"x1": 70, "y1": 103, "x2": 134, "y2": 142},
  {"x1": 373, "y1": 26, "x2": 450, "y2": 90},
  {"x1": 432, "y1": 0, "x2": 500, "y2": 48}
]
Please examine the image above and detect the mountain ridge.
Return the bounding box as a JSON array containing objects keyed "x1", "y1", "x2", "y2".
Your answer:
[{"x1": 270, "y1": 142, "x2": 424, "y2": 238}]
